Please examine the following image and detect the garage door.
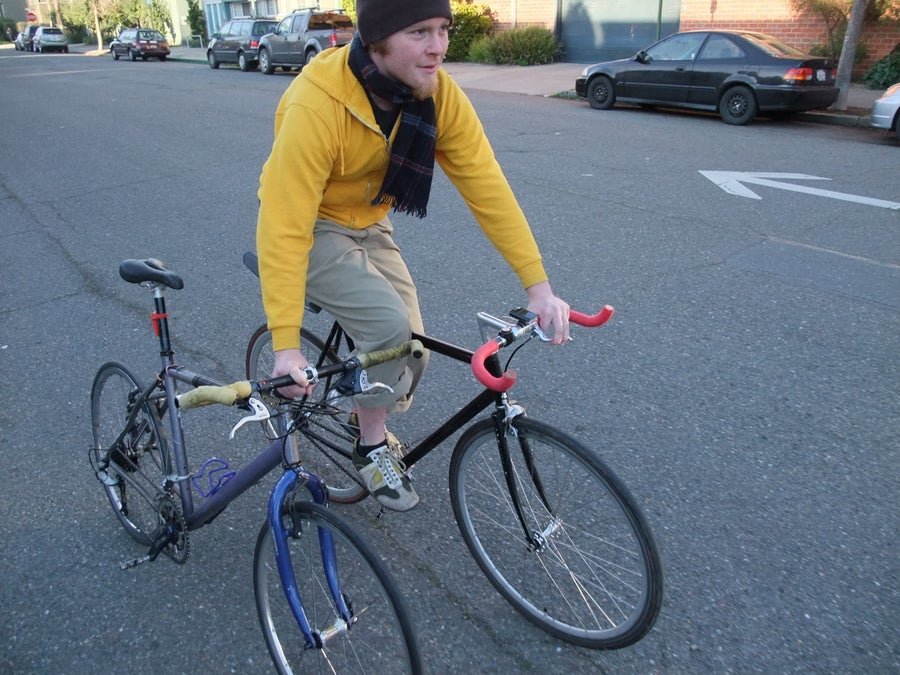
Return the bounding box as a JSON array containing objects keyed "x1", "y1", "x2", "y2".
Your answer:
[{"x1": 560, "y1": 0, "x2": 681, "y2": 63}]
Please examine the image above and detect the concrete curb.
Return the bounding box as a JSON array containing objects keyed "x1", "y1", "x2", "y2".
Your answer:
[
  {"x1": 11, "y1": 42, "x2": 881, "y2": 129},
  {"x1": 797, "y1": 112, "x2": 873, "y2": 127}
]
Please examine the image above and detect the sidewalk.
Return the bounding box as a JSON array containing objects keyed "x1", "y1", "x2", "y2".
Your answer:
[{"x1": 38, "y1": 42, "x2": 890, "y2": 127}]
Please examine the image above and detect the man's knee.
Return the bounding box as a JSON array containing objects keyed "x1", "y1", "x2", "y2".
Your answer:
[{"x1": 371, "y1": 302, "x2": 412, "y2": 349}]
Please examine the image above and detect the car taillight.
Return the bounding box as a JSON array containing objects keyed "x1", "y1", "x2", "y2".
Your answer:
[
  {"x1": 250, "y1": 39, "x2": 259, "y2": 48},
  {"x1": 329, "y1": 31, "x2": 337, "y2": 48},
  {"x1": 784, "y1": 67, "x2": 814, "y2": 82}
]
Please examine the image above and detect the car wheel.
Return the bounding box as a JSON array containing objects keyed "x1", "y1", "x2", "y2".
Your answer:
[
  {"x1": 159, "y1": 55, "x2": 166, "y2": 61},
  {"x1": 207, "y1": 50, "x2": 219, "y2": 69},
  {"x1": 238, "y1": 51, "x2": 251, "y2": 71},
  {"x1": 129, "y1": 49, "x2": 137, "y2": 62},
  {"x1": 719, "y1": 85, "x2": 757, "y2": 125},
  {"x1": 587, "y1": 75, "x2": 616, "y2": 110},
  {"x1": 141, "y1": 55, "x2": 148, "y2": 61},
  {"x1": 303, "y1": 49, "x2": 318, "y2": 68},
  {"x1": 259, "y1": 48, "x2": 274, "y2": 75},
  {"x1": 63, "y1": 47, "x2": 69, "y2": 53}
]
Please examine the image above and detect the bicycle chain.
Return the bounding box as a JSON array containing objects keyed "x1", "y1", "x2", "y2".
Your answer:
[{"x1": 157, "y1": 493, "x2": 190, "y2": 564}]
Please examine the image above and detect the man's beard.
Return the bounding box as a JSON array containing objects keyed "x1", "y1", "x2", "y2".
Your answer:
[{"x1": 412, "y1": 74, "x2": 439, "y2": 101}]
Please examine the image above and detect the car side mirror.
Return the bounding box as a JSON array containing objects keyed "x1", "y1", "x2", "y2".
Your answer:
[{"x1": 636, "y1": 50, "x2": 651, "y2": 64}]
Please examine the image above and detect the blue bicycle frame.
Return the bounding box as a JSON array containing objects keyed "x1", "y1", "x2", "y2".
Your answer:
[{"x1": 144, "y1": 281, "x2": 349, "y2": 648}]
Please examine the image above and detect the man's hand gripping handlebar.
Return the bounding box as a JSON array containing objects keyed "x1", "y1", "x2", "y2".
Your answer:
[
  {"x1": 471, "y1": 306, "x2": 614, "y2": 393},
  {"x1": 175, "y1": 339, "x2": 425, "y2": 436}
]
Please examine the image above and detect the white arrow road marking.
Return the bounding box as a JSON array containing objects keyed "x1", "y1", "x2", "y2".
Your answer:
[{"x1": 700, "y1": 171, "x2": 900, "y2": 210}]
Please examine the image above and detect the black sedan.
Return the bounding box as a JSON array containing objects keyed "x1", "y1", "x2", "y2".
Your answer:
[{"x1": 575, "y1": 30, "x2": 838, "y2": 125}]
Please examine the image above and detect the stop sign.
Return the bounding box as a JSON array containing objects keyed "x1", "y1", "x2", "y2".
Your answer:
[{"x1": 26, "y1": 10, "x2": 37, "y2": 21}]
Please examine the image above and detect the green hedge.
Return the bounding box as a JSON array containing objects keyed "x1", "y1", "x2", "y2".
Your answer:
[
  {"x1": 863, "y1": 46, "x2": 900, "y2": 90},
  {"x1": 468, "y1": 26, "x2": 560, "y2": 66},
  {"x1": 446, "y1": 1, "x2": 493, "y2": 62}
]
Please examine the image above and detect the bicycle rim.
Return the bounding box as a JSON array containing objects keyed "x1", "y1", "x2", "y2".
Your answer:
[
  {"x1": 449, "y1": 417, "x2": 663, "y2": 649},
  {"x1": 90, "y1": 362, "x2": 169, "y2": 545},
  {"x1": 246, "y1": 325, "x2": 367, "y2": 503},
  {"x1": 253, "y1": 500, "x2": 422, "y2": 674}
]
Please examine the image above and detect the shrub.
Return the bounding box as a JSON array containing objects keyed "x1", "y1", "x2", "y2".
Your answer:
[
  {"x1": 863, "y1": 46, "x2": 900, "y2": 89},
  {"x1": 186, "y1": 0, "x2": 206, "y2": 39},
  {"x1": 342, "y1": 0, "x2": 357, "y2": 24},
  {"x1": 446, "y1": 1, "x2": 493, "y2": 62},
  {"x1": 467, "y1": 26, "x2": 560, "y2": 66},
  {"x1": 1, "y1": 17, "x2": 17, "y2": 42}
]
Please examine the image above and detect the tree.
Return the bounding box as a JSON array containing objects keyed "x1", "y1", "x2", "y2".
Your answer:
[
  {"x1": 833, "y1": 0, "x2": 868, "y2": 109},
  {"x1": 186, "y1": 0, "x2": 206, "y2": 40}
]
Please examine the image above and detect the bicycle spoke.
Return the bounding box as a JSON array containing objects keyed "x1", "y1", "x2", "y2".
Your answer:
[{"x1": 450, "y1": 417, "x2": 663, "y2": 649}]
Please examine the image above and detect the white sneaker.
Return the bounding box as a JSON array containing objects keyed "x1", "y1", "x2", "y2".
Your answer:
[{"x1": 352, "y1": 443, "x2": 419, "y2": 512}]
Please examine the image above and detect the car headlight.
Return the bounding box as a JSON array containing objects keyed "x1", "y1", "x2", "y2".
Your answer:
[{"x1": 581, "y1": 66, "x2": 590, "y2": 77}]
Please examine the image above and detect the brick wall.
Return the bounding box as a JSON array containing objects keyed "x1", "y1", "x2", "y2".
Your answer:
[
  {"x1": 679, "y1": 0, "x2": 899, "y2": 74},
  {"x1": 486, "y1": 0, "x2": 557, "y2": 29},
  {"x1": 480, "y1": 0, "x2": 899, "y2": 74}
]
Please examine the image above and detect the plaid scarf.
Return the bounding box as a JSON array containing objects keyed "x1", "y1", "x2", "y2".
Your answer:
[{"x1": 348, "y1": 34, "x2": 436, "y2": 219}]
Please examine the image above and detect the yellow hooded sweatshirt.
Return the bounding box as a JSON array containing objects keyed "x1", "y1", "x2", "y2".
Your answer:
[{"x1": 257, "y1": 44, "x2": 547, "y2": 351}]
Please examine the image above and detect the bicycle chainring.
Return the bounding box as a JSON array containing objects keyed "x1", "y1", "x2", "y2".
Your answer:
[{"x1": 157, "y1": 494, "x2": 190, "y2": 564}]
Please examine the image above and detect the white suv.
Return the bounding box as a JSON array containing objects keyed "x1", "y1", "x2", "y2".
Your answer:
[{"x1": 33, "y1": 26, "x2": 69, "y2": 53}]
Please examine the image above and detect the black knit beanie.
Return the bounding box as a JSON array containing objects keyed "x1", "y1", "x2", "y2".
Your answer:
[{"x1": 355, "y1": 0, "x2": 453, "y2": 46}]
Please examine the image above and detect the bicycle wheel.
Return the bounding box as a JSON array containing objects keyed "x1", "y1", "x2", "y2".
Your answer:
[
  {"x1": 246, "y1": 325, "x2": 367, "y2": 503},
  {"x1": 90, "y1": 362, "x2": 169, "y2": 545},
  {"x1": 254, "y1": 500, "x2": 422, "y2": 673},
  {"x1": 449, "y1": 417, "x2": 663, "y2": 649}
]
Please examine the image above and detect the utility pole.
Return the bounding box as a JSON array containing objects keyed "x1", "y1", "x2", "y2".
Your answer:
[{"x1": 833, "y1": 0, "x2": 867, "y2": 111}]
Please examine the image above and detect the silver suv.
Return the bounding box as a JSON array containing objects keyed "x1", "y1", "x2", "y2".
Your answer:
[{"x1": 33, "y1": 26, "x2": 69, "y2": 53}]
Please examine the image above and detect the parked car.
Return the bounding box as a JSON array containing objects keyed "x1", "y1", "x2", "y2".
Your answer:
[
  {"x1": 257, "y1": 8, "x2": 355, "y2": 75},
  {"x1": 15, "y1": 25, "x2": 42, "y2": 51},
  {"x1": 33, "y1": 26, "x2": 68, "y2": 53},
  {"x1": 110, "y1": 28, "x2": 170, "y2": 61},
  {"x1": 575, "y1": 30, "x2": 839, "y2": 125},
  {"x1": 206, "y1": 17, "x2": 278, "y2": 71},
  {"x1": 870, "y1": 82, "x2": 900, "y2": 142}
]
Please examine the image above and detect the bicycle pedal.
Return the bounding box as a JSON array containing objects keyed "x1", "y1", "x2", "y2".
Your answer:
[
  {"x1": 96, "y1": 469, "x2": 120, "y2": 487},
  {"x1": 119, "y1": 554, "x2": 151, "y2": 570}
]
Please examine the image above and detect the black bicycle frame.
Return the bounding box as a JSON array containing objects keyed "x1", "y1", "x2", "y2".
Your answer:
[{"x1": 321, "y1": 323, "x2": 548, "y2": 544}]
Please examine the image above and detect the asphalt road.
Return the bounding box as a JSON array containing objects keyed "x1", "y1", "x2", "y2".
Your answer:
[{"x1": 1, "y1": 51, "x2": 898, "y2": 674}]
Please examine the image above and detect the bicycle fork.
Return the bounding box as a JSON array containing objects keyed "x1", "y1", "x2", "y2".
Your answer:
[
  {"x1": 492, "y1": 402, "x2": 556, "y2": 552},
  {"x1": 267, "y1": 455, "x2": 353, "y2": 650}
]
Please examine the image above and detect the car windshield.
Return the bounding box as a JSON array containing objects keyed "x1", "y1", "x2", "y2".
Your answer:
[
  {"x1": 741, "y1": 32, "x2": 807, "y2": 57},
  {"x1": 44, "y1": 28, "x2": 63, "y2": 34},
  {"x1": 138, "y1": 30, "x2": 164, "y2": 40}
]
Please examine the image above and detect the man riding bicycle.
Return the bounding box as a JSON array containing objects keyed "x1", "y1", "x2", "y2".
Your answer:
[{"x1": 256, "y1": 0, "x2": 571, "y2": 512}]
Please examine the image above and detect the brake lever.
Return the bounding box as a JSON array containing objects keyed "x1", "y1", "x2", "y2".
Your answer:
[
  {"x1": 229, "y1": 397, "x2": 271, "y2": 439},
  {"x1": 533, "y1": 323, "x2": 574, "y2": 343},
  {"x1": 358, "y1": 369, "x2": 394, "y2": 395}
]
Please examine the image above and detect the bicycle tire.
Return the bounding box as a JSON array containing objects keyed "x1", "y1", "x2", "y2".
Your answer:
[
  {"x1": 245, "y1": 325, "x2": 367, "y2": 503},
  {"x1": 449, "y1": 417, "x2": 663, "y2": 649},
  {"x1": 253, "y1": 500, "x2": 423, "y2": 674},
  {"x1": 90, "y1": 362, "x2": 169, "y2": 545}
]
